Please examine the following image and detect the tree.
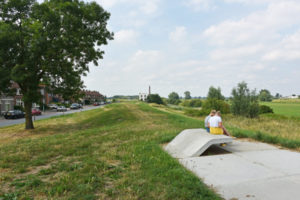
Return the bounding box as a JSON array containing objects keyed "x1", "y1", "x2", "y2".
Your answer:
[
  {"x1": 0, "y1": 0, "x2": 113, "y2": 129},
  {"x1": 184, "y1": 91, "x2": 191, "y2": 99},
  {"x1": 259, "y1": 89, "x2": 273, "y2": 102},
  {"x1": 202, "y1": 99, "x2": 230, "y2": 114},
  {"x1": 207, "y1": 86, "x2": 225, "y2": 100},
  {"x1": 275, "y1": 93, "x2": 281, "y2": 99},
  {"x1": 168, "y1": 92, "x2": 180, "y2": 105},
  {"x1": 147, "y1": 94, "x2": 163, "y2": 104},
  {"x1": 231, "y1": 82, "x2": 259, "y2": 118}
]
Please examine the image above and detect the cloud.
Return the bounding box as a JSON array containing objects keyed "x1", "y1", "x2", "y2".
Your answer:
[
  {"x1": 114, "y1": 29, "x2": 139, "y2": 44},
  {"x1": 96, "y1": 0, "x2": 161, "y2": 15},
  {"x1": 203, "y1": 1, "x2": 300, "y2": 46},
  {"x1": 169, "y1": 26, "x2": 187, "y2": 42},
  {"x1": 263, "y1": 30, "x2": 300, "y2": 61},
  {"x1": 139, "y1": 0, "x2": 160, "y2": 15},
  {"x1": 123, "y1": 50, "x2": 163, "y2": 72},
  {"x1": 184, "y1": 0, "x2": 216, "y2": 11}
]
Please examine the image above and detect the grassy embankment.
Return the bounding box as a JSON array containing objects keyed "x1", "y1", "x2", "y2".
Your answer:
[{"x1": 0, "y1": 103, "x2": 220, "y2": 200}]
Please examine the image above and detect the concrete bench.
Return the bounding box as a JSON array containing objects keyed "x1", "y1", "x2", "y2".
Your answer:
[{"x1": 165, "y1": 128, "x2": 233, "y2": 158}]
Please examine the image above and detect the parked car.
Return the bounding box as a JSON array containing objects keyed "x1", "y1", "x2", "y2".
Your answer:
[
  {"x1": 70, "y1": 103, "x2": 80, "y2": 109},
  {"x1": 4, "y1": 110, "x2": 25, "y2": 119},
  {"x1": 93, "y1": 102, "x2": 100, "y2": 106},
  {"x1": 57, "y1": 106, "x2": 67, "y2": 112},
  {"x1": 32, "y1": 108, "x2": 42, "y2": 116},
  {"x1": 48, "y1": 104, "x2": 58, "y2": 110}
]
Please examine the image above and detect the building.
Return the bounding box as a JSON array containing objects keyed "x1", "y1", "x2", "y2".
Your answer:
[
  {"x1": 0, "y1": 83, "x2": 53, "y2": 114},
  {"x1": 81, "y1": 90, "x2": 104, "y2": 104},
  {"x1": 139, "y1": 93, "x2": 148, "y2": 101},
  {"x1": 139, "y1": 86, "x2": 151, "y2": 101}
]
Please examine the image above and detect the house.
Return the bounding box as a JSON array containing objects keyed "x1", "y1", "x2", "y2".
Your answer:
[
  {"x1": 81, "y1": 90, "x2": 105, "y2": 104},
  {"x1": 139, "y1": 93, "x2": 148, "y2": 101},
  {"x1": 0, "y1": 83, "x2": 53, "y2": 114},
  {"x1": 139, "y1": 86, "x2": 151, "y2": 101}
]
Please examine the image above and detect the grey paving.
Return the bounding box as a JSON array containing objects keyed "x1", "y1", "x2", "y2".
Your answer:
[
  {"x1": 164, "y1": 128, "x2": 233, "y2": 158},
  {"x1": 177, "y1": 140, "x2": 300, "y2": 200}
]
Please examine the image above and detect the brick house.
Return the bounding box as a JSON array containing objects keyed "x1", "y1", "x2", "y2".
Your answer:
[
  {"x1": 81, "y1": 90, "x2": 104, "y2": 104},
  {"x1": 0, "y1": 83, "x2": 53, "y2": 114}
]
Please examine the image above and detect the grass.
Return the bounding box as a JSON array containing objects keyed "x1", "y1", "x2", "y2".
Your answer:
[
  {"x1": 0, "y1": 103, "x2": 220, "y2": 200},
  {"x1": 261, "y1": 101, "x2": 300, "y2": 117}
]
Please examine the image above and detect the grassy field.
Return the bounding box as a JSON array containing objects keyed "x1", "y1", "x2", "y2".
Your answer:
[
  {"x1": 0, "y1": 103, "x2": 220, "y2": 200},
  {"x1": 261, "y1": 101, "x2": 300, "y2": 118}
]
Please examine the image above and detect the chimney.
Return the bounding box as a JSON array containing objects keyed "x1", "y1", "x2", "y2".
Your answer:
[{"x1": 149, "y1": 86, "x2": 151, "y2": 95}]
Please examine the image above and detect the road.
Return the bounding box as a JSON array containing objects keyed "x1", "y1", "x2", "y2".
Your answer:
[{"x1": 0, "y1": 105, "x2": 103, "y2": 128}]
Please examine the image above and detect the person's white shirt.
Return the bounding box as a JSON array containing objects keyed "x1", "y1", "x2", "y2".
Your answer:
[{"x1": 209, "y1": 115, "x2": 222, "y2": 128}]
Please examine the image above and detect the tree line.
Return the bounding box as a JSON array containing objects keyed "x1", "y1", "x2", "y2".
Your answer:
[{"x1": 146, "y1": 81, "x2": 275, "y2": 118}]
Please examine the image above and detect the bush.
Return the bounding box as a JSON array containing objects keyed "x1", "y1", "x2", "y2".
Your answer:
[
  {"x1": 202, "y1": 99, "x2": 230, "y2": 114},
  {"x1": 181, "y1": 99, "x2": 202, "y2": 107},
  {"x1": 248, "y1": 102, "x2": 260, "y2": 118},
  {"x1": 259, "y1": 105, "x2": 274, "y2": 114},
  {"x1": 184, "y1": 108, "x2": 209, "y2": 117},
  {"x1": 147, "y1": 94, "x2": 163, "y2": 104}
]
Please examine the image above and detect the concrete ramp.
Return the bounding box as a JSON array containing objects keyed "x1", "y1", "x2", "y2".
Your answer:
[{"x1": 165, "y1": 129, "x2": 233, "y2": 158}]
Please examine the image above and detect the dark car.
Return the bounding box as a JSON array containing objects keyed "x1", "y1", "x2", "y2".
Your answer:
[
  {"x1": 70, "y1": 103, "x2": 80, "y2": 109},
  {"x1": 4, "y1": 110, "x2": 25, "y2": 119}
]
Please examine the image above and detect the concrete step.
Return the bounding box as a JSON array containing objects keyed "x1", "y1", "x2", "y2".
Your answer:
[{"x1": 165, "y1": 128, "x2": 233, "y2": 158}]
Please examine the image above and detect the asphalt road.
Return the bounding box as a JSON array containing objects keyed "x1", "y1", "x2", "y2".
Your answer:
[{"x1": 0, "y1": 105, "x2": 104, "y2": 128}]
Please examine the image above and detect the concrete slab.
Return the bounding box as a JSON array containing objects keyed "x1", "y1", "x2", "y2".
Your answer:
[
  {"x1": 164, "y1": 129, "x2": 233, "y2": 158},
  {"x1": 168, "y1": 139, "x2": 300, "y2": 200}
]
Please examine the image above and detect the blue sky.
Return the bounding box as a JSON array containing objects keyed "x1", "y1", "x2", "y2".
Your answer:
[{"x1": 81, "y1": 0, "x2": 300, "y2": 97}]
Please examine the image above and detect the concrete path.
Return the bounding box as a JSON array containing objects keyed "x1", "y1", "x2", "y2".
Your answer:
[
  {"x1": 165, "y1": 129, "x2": 233, "y2": 158},
  {"x1": 179, "y1": 140, "x2": 300, "y2": 200}
]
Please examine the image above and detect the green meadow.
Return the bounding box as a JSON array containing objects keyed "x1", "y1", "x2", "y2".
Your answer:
[
  {"x1": 260, "y1": 101, "x2": 300, "y2": 118},
  {"x1": 0, "y1": 103, "x2": 220, "y2": 200}
]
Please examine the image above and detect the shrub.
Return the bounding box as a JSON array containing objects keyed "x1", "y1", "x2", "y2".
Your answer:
[
  {"x1": 248, "y1": 102, "x2": 260, "y2": 118},
  {"x1": 184, "y1": 108, "x2": 209, "y2": 117},
  {"x1": 181, "y1": 99, "x2": 202, "y2": 107},
  {"x1": 259, "y1": 105, "x2": 274, "y2": 114},
  {"x1": 202, "y1": 99, "x2": 230, "y2": 114},
  {"x1": 147, "y1": 94, "x2": 163, "y2": 104}
]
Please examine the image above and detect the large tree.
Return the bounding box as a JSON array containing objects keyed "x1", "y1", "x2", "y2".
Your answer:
[
  {"x1": 207, "y1": 86, "x2": 225, "y2": 100},
  {"x1": 168, "y1": 92, "x2": 180, "y2": 105},
  {"x1": 0, "y1": 0, "x2": 113, "y2": 129},
  {"x1": 184, "y1": 91, "x2": 191, "y2": 99},
  {"x1": 231, "y1": 82, "x2": 259, "y2": 118},
  {"x1": 258, "y1": 89, "x2": 273, "y2": 102}
]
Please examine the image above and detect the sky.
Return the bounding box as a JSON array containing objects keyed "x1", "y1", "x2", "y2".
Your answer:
[{"x1": 80, "y1": 0, "x2": 300, "y2": 98}]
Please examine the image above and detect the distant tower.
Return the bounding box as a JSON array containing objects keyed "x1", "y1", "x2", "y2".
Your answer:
[{"x1": 149, "y1": 86, "x2": 151, "y2": 95}]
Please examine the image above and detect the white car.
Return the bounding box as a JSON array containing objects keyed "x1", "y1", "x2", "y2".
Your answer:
[
  {"x1": 48, "y1": 104, "x2": 58, "y2": 110},
  {"x1": 57, "y1": 106, "x2": 67, "y2": 112}
]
